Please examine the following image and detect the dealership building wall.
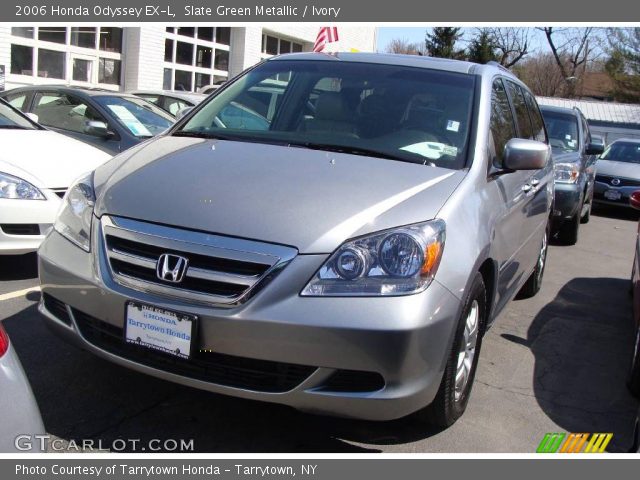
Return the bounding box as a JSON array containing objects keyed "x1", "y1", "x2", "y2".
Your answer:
[{"x1": 0, "y1": 26, "x2": 377, "y2": 93}]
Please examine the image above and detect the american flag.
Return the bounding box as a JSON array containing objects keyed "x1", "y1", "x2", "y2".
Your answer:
[{"x1": 313, "y1": 27, "x2": 339, "y2": 52}]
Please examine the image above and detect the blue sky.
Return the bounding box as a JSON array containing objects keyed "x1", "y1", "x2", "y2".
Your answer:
[{"x1": 376, "y1": 27, "x2": 548, "y2": 53}]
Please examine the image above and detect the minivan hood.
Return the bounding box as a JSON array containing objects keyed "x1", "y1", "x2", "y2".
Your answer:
[
  {"x1": 0, "y1": 130, "x2": 111, "y2": 188},
  {"x1": 551, "y1": 150, "x2": 581, "y2": 164},
  {"x1": 596, "y1": 159, "x2": 640, "y2": 180},
  {"x1": 94, "y1": 138, "x2": 465, "y2": 253}
]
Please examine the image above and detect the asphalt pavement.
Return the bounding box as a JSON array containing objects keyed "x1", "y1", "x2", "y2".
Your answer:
[{"x1": 1, "y1": 205, "x2": 639, "y2": 453}]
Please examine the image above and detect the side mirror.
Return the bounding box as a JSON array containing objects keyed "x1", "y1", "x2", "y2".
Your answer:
[
  {"x1": 630, "y1": 191, "x2": 640, "y2": 210},
  {"x1": 25, "y1": 112, "x2": 39, "y2": 124},
  {"x1": 175, "y1": 106, "x2": 194, "y2": 121},
  {"x1": 503, "y1": 138, "x2": 550, "y2": 171},
  {"x1": 585, "y1": 142, "x2": 605, "y2": 156},
  {"x1": 84, "y1": 120, "x2": 112, "y2": 138}
]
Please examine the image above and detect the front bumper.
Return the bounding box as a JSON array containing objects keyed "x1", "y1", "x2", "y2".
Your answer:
[
  {"x1": 552, "y1": 183, "x2": 583, "y2": 220},
  {"x1": 593, "y1": 181, "x2": 636, "y2": 208},
  {"x1": 0, "y1": 196, "x2": 60, "y2": 255},
  {"x1": 38, "y1": 229, "x2": 462, "y2": 421}
]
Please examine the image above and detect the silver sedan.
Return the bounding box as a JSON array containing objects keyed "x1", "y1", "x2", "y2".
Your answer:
[{"x1": 594, "y1": 138, "x2": 640, "y2": 207}]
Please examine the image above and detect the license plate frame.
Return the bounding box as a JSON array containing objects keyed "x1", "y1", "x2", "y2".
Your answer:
[
  {"x1": 124, "y1": 301, "x2": 197, "y2": 360},
  {"x1": 604, "y1": 189, "x2": 622, "y2": 201}
]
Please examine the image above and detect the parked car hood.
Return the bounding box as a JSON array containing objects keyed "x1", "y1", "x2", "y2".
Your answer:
[
  {"x1": 94, "y1": 137, "x2": 466, "y2": 253},
  {"x1": 0, "y1": 130, "x2": 111, "y2": 188},
  {"x1": 596, "y1": 159, "x2": 640, "y2": 180}
]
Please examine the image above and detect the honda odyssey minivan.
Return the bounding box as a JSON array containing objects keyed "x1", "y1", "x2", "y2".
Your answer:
[{"x1": 38, "y1": 53, "x2": 553, "y2": 427}]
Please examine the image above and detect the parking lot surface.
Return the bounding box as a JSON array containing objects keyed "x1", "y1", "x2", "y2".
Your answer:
[{"x1": 1, "y1": 206, "x2": 639, "y2": 453}]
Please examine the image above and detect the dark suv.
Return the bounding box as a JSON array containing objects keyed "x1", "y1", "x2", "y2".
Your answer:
[{"x1": 539, "y1": 105, "x2": 604, "y2": 245}]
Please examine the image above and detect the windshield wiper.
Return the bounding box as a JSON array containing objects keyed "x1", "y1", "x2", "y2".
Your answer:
[
  {"x1": 172, "y1": 130, "x2": 239, "y2": 141},
  {"x1": 287, "y1": 142, "x2": 433, "y2": 166}
]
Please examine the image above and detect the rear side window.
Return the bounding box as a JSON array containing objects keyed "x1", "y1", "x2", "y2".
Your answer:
[
  {"x1": 505, "y1": 80, "x2": 534, "y2": 140},
  {"x1": 523, "y1": 91, "x2": 547, "y2": 143},
  {"x1": 489, "y1": 79, "x2": 516, "y2": 165},
  {"x1": 5, "y1": 93, "x2": 28, "y2": 111}
]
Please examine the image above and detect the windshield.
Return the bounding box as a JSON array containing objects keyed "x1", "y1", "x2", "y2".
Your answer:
[
  {"x1": 601, "y1": 141, "x2": 640, "y2": 164},
  {"x1": 541, "y1": 110, "x2": 579, "y2": 153},
  {"x1": 93, "y1": 96, "x2": 174, "y2": 137},
  {"x1": 178, "y1": 59, "x2": 476, "y2": 169},
  {"x1": 0, "y1": 100, "x2": 37, "y2": 130}
]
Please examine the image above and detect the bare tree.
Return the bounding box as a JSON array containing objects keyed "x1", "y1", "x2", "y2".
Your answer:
[
  {"x1": 485, "y1": 27, "x2": 531, "y2": 67},
  {"x1": 385, "y1": 38, "x2": 423, "y2": 55},
  {"x1": 539, "y1": 27, "x2": 600, "y2": 97},
  {"x1": 513, "y1": 53, "x2": 567, "y2": 97}
]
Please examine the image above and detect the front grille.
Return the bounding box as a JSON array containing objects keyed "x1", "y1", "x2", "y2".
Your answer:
[
  {"x1": 321, "y1": 370, "x2": 385, "y2": 393},
  {"x1": 101, "y1": 216, "x2": 297, "y2": 306},
  {"x1": 72, "y1": 308, "x2": 316, "y2": 393},
  {"x1": 1, "y1": 224, "x2": 40, "y2": 235},
  {"x1": 595, "y1": 175, "x2": 640, "y2": 188},
  {"x1": 43, "y1": 293, "x2": 72, "y2": 326}
]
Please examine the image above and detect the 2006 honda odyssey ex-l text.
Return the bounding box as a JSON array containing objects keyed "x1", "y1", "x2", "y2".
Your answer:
[{"x1": 38, "y1": 53, "x2": 553, "y2": 427}]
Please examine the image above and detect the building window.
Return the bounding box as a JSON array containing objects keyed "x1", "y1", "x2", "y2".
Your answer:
[
  {"x1": 164, "y1": 39, "x2": 174, "y2": 62},
  {"x1": 163, "y1": 68, "x2": 172, "y2": 90},
  {"x1": 174, "y1": 70, "x2": 192, "y2": 91},
  {"x1": 11, "y1": 27, "x2": 34, "y2": 39},
  {"x1": 99, "y1": 58, "x2": 121, "y2": 85},
  {"x1": 196, "y1": 45, "x2": 212, "y2": 69},
  {"x1": 262, "y1": 34, "x2": 303, "y2": 56},
  {"x1": 38, "y1": 49, "x2": 65, "y2": 79},
  {"x1": 176, "y1": 42, "x2": 193, "y2": 65},
  {"x1": 177, "y1": 27, "x2": 195, "y2": 38},
  {"x1": 197, "y1": 27, "x2": 214, "y2": 42},
  {"x1": 216, "y1": 28, "x2": 231, "y2": 45},
  {"x1": 72, "y1": 58, "x2": 93, "y2": 82},
  {"x1": 195, "y1": 73, "x2": 211, "y2": 90},
  {"x1": 38, "y1": 26, "x2": 66, "y2": 44},
  {"x1": 70, "y1": 27, "x2": 96, "y2": 49},
  {"x1": 99, "y1": 28, "x2": 122, "y2": 53},
  {"x1": 214, "y1": 50, "x2": 229, "y2": 71},
  {"x1": 10, "y1": 45, "x2": 33, "y2": 75}
]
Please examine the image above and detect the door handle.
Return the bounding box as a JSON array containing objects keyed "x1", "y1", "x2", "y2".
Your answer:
[
  {"x1": 530, "y1": 178, "x2": 540, "y2": 186},
  {"x1": 522, "y1": 184, "x2": 533, "y2": 192}
]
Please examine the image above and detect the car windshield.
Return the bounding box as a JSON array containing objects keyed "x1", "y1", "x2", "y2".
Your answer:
[
  {"x1": 0, "y1": 100, "x2": 37, "y2": 130},
  {"x1": 177, "y1": 59, "x2": 476, "y2": 169},
  {"x1": 600, "y1": 141, "x2": 640, "y2": 164},
  {"x1": 541, "y1": 110, "x2": 579, "y2": 153},
  {"x1": 93, "y1": 96, "x2": 174, "y2": 137}
]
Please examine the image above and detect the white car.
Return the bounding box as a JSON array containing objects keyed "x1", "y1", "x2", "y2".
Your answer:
[{"x1": 0, "y1": 99, "x2": 111, "y2": 255}]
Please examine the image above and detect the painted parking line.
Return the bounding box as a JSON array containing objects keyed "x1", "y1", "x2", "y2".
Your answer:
[{"x1": 0, "y1": 286, "x2": 40, "y2": 302}]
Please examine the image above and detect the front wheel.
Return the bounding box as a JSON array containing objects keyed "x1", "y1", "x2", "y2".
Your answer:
[
  {"x1": 518, "y1": 224, "x2": 549, "y2": 299},
  {"x1": 418, "y1": 273, "x2": 486, "y2": 427}
]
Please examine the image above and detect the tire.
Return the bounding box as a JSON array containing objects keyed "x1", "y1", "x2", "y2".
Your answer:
[
  {"x1": 558, "y1": 211, "x2": 580, "y2": 245},
  {"x1": 518, "y1": 223, "x2": 549, "y2": 299},
  {"x1": 580, "y1": 195, "x2": 592, "y2": 224},
  {"x1": 418, "y1": 272, "x2": 486, "y2": 427},
  {"x1": 628, "y1": 325, "x2": 640, "y2": 398}
]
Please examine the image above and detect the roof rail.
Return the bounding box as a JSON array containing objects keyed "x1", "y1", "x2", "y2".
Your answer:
[{"x1": 486, "y1": 61, "x2": 512, "y2": 74}]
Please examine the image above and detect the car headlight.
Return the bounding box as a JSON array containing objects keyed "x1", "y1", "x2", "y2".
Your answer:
[
  {"x1": 53, "y1": 173, "x2": 95, "y2": 252},
  {"x1": 0, "y1": 172, "x2": 45, "y2": 200},
  {"x1": 301, "y1": 219, "x2": 446, "y2": 296},
  {"x1": 554, "y1": 162, "x2": 580, "y2": 184}
]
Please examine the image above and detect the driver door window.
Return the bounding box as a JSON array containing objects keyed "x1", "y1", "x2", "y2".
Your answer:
[{"x1": 32, "y1": 92, "x2": 107, "y2": 134}]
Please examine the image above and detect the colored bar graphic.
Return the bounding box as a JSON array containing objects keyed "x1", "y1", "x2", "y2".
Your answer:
[{"x1": 537, "y1": 433, "x2": 613, "y2": 453}]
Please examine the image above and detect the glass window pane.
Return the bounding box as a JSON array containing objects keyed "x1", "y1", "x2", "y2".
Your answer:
[
  {"x1": 216, "y1": 28, "x2": 231, "y2": 45},
  {"x1": 72, "y1": 58, "x2": 93, "y2": 82},
  {"x1": 505, "y1": 81, "x2": 534, "y2": 140},
  {"x1": 11, "y1": 27, "x2": 34, "y2": 39},
  {"x1": 214, "y1": 50, "x2": 229, "y2": 71},
  {"x1": 292, "y1": 43, "x2": 303, "y2": 53},
  {"x1": 38, "y1": 49, "x2": 65, "y2": 79},
  {"x1": 196, "y1": 73, "x2": 211, "y2": 89},
  {"x1": 70, "y1": 27, "x2": 96, "y2": 49},
  {"x1": 163, "y1": 68, "x2": 172, "y2": 90},
  {"x1": 38, "y1": 27, "x2": 66, "y2": 44},
  {"x1": 164, "y1": 39, "x2": 174, "y2": 62},
  {"x1": 5, "y1": 93, "x2": 28, "y2": 111},
  {"x1": 166, "y1": 27, "x2": 174, "y2": 33},
  {"x1": 197, "y1": 27, "x2": 214, "y2": 42},
  {"x1": 177, "y1": 27, "x2": 195, "y2": 38},
  {"x1": 98, "y1": 58, "x2": 121, "y2": 85},
  {"x1": 176, "y1": 42, "x2": 193, "y2": 65},
  {"x1": 10, "y1": 44, "x2": 33, "y2": 75},
  {"x1": 524, "y1": 91, "x2": 547, "y2": 143},
  {"x1": 99, "y1": 28, "x2": 122, "y2": 53},
  {"x1": 280, "y1": 40, "x2": 292, "y2": 54},
  {"x1": 33, "y1": 92, "x2": 107, "y2": 133},
  {"x1": 174, "y1": 70, "x2": 192, "y2": 91},
  {"x1": 196, "y1": 45, "x2": 212, "y2": 69},
  {"x1": 265, "y1": 36, "x2": 278, "y2": 55},
  {"x1": 490, "y1": 79, "x2": 516, "y2": 164}
]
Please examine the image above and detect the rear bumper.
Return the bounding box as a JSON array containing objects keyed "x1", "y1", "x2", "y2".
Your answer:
[{"x1": 38, "y1": 230, "x2": 462, "y2": 421}]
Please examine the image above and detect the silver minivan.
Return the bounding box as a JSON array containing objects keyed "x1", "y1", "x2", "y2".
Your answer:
[{"x1": 38, "y1": 53, "x2": 553, "y2": 427}]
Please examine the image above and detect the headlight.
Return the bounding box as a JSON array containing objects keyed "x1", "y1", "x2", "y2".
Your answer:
[
  {"x1": 554, "y1": 162, "x2": 580, "y2": 184},
  {"x1": 53, "y1": 173, "x2": 95, "y2": 252},
  {"x1": 301, "y1": 219, "x2": 445, "y2": 296},
  {"x1": 0, "y1": 172, "x2": 45, "y2": 200}
]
